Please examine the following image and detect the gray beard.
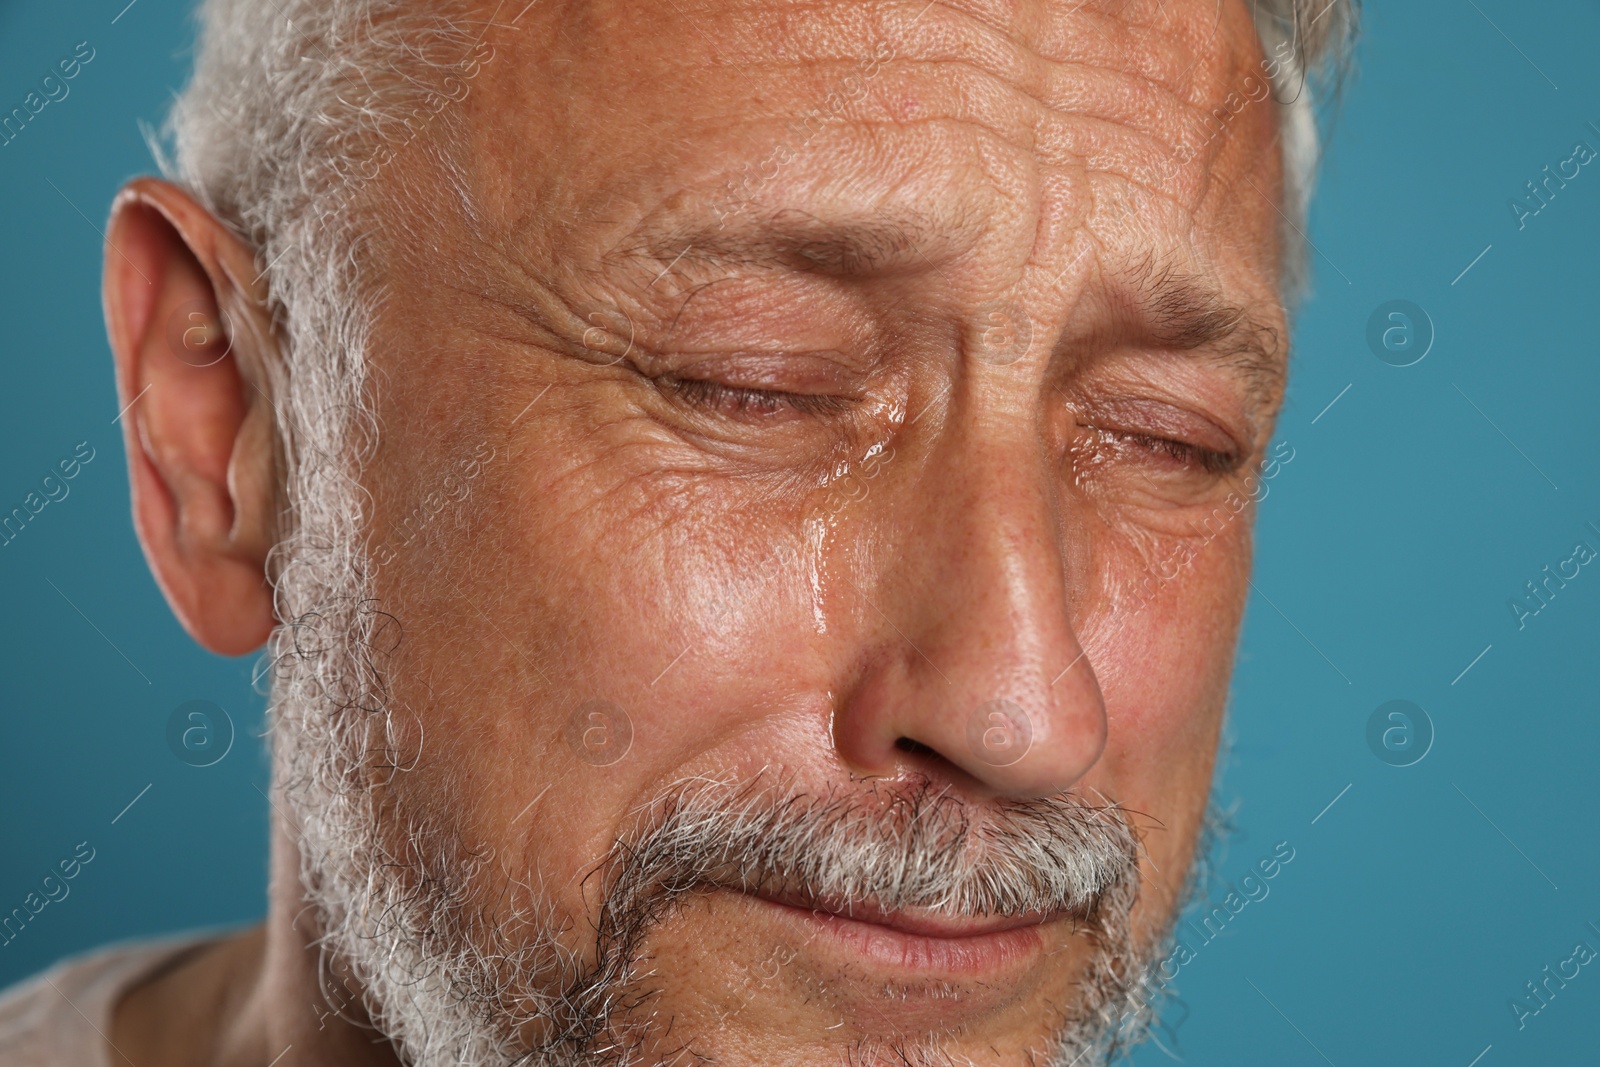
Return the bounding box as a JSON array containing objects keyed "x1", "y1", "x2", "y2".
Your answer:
[{"x1": 269, "y1": 559, "x2": 1188, "y2": 1067}]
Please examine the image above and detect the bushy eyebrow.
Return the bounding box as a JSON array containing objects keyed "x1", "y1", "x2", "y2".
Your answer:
[
  {"x1": 1113, "y1": 254, "x2": 1286, "y2": 410},
  {"x1": 612, "y1": 209, "x2": 949, "y2": 278}
]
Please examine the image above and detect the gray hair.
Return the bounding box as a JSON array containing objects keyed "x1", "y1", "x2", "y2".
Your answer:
[{"x1": 1253, "y1": 0, "x2": 1362, "y2": 296}]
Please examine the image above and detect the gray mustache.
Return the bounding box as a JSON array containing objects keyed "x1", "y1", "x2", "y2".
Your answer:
[{"x1": 595, "y1": 775, "x2": 1142, "y2": 937}]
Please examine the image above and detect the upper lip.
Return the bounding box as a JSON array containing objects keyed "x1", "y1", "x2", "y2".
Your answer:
[{"x1": 748, "y1": 885, "x2": 1065, "y2": 938}]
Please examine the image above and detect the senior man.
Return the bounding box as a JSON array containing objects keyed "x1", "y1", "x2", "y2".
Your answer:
[{"x1": 0, "y1": 0, "x2": 1354, "y2": 1064}]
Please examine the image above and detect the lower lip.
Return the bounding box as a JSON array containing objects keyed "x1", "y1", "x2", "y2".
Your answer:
[{"x1": 749, "y1": 894, "x2": 1047, "y2": 976}]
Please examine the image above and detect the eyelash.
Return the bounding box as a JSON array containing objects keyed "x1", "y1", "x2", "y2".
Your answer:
[
  {"x1": 664, "y1": 376, "x2": 850, "y2": 419},
  {"x1": 664, "y1": 378, "x2": 1240, "y2": 475},
  {"x1": 1103, "y1": 429, "x2": 1242, "y2": 475}
]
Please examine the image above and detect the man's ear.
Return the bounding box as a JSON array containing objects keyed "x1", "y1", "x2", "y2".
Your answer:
[{"x1": 103, "y1": 177, "x2": 280, "y2": 657}]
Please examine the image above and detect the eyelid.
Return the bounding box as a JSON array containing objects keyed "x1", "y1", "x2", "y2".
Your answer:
[
  {"x1": 1121, "y1": 430, "x2": 1241, "y2": 474},
  {"x1": 1070, "y1": 388, "x2": 1249, "y2": 458},
  {"x1": 1078, "y1": 423, "x2": 1243, "y2": 480},
  {"x1": 664, "y1": 376, "x2": 852, "y2": 418},
  {"x1": 642, "y1": 350, "x2": 863, "y2": 394}
]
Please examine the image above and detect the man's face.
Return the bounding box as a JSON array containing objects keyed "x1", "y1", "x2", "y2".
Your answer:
[{"x1": 318, "y1": 0, "x2": 1289, "y2": 1061}]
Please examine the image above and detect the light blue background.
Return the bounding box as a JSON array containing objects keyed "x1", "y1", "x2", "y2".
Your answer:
[{"x1": 1, "y1": 2, "x2": 1596, "y2": 1064}]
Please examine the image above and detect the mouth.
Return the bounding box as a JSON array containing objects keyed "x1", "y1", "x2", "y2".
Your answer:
[{"x1": 738, "y1": 885, "x2": 1067, "y2": 977}]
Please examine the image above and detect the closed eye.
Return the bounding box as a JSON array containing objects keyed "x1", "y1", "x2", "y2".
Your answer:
[
  {"x1": 1094, "y1": 427, "x2": 1243, "y2": 476},
  {"x1": 662, "y1": 376, "x2": 852, "y2": 419}
]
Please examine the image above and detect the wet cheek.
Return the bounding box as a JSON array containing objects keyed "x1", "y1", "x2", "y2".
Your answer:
[{"x1": 470, "y1": 428, "x2": 815, "y2": 708}]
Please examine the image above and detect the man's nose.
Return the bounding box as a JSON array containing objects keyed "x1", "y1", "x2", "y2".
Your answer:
[{"x1": 830, "y1": 394, "x2": 1108, "y2": 799}]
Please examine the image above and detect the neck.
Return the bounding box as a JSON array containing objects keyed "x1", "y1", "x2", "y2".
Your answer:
[{"x1": 111, "y1": 815, "x2": 405, "y2": 1067}]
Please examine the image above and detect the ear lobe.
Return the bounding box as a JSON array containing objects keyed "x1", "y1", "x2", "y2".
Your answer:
[{"x1": 104, "y1": 178, "x2": 279, "y2": 657}]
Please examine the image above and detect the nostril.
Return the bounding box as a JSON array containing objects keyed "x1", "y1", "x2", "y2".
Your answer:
[{"x1": 894, "y1": 736, "x2": 938, "y2": 757}]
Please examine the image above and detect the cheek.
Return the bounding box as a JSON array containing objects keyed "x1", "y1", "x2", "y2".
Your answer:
[
  {"x1": 1084, "y1": 523, "x2": 1250, "y2": 846},
  {"x1": 367, "y1": 401, "x2": 829, "y2": 901}
]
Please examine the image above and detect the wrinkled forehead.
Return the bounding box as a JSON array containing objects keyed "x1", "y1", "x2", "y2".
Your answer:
[{"x1": 439, "y1": 0, "x2": 1281, "y2": 301}]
